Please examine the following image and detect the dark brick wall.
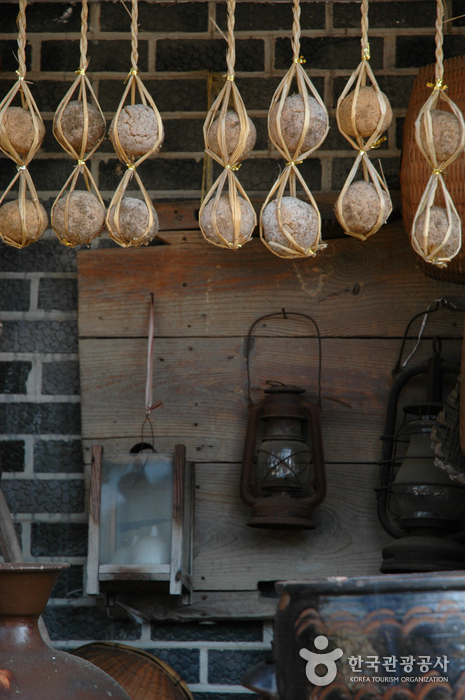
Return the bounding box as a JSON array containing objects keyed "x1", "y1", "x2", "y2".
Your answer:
[{"x1": 0, "y1": 1, "x2": 453, "y2": 697}]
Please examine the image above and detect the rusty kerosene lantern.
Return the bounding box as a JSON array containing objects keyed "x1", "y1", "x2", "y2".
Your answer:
[
  {"x1": 240, "y1": 310, "x2": 326, "y2": 529},
  {"x1": 378, "y1": 301, "x2": 465, "y2": 572}
]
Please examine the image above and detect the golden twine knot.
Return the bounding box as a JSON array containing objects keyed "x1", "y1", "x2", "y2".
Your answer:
[
  {"x1": 225, "y1": 163, "x2": 241, "y2": 171},
  {"x1": 293, "y1": 56, "x2": 306, "y2": 64},
  {"x1": 432, "y1": 168, "x2": 443, "y2": 175},
  {"x1": 126, "y1": 163, "x2": 137, "y2": 171},
  {"x1": 362, "y1": 44, "x2": 371, "y2": 61},
  {"x1": 359, "y1": 149, "x2": 366, "y2": 156},
  {"x1": 124, "y1": 68, "x2": 139, "y2": 83},
  {"x1": 427, "y1": 79, "x2": 447, "y2": 91},
  {"x1": 226, "y1": 74, "x2": 235, "y2": 82},
  {"x1": 16, "y1": 165, "x2": 26, "y2": 171},
  {"x1": 15, "y1": 69, "x2": 24, "y2": 80},
  {"x1": 77, "y1": 159, "x2": 86, "y2": 166},
  {"x1": 75, "y1": 68, "x2": 86, "y2": 75},
  {"x1": 286, "y1": 159, "x2": 303, "y2": 167},
  {"x1": 369, "y1": 136, "x2": 387, "y2": 150}
]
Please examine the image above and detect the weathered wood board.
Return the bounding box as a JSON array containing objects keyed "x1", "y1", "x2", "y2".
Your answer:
[
  {"x1": 77, "y1": 223, "x2": 464, "y2": 340},
  {"x1": 77, "y1": 220, "x2": 465, "y2": 615},
  {"x1": 79, "y1": 337, "x2": 462, "y2": 463}
]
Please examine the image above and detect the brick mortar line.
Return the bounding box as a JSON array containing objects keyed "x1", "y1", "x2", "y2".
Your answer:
[
  {"x1": 10, "y1": 513, "x2": 87, "y2": 522},
  {"x1": 0, "y1": 273, "x2": 78, "y2": 280},
  {"x1": 1, "y1": 311, "x2": 77, "y2": 320},
  {"x1": 0, "y1": 395, "x2": 81, "y2": 403},
  {"x1": 49, "y1": 637, "x2": 271, "y2": 649},
  {"x1": 1, "y1": 473, "x2": 84, "y2": 480},
  {"x1": 3, "y1": 27, "x2": 465, "y2": 40},
  {"x1": 0, "y1": 434, "x2": 82, "y2": 441},
  {"x1": 0, "y1": 353, "x2": 79, "y2": 361},
  {"x1": 0, "y1": 68, "x2": 422, "y2": 79}
]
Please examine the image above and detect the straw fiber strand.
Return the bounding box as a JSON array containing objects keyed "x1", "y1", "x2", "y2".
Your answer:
[
  {"x1": 0, "y1": 0, "x2": 47, "y2": 249},
  {"x1": 51, "y1": 0, "x2": 106, "y2": 247},
  {"x1": 334, "y1": 0, "x2": 392, "y2": 241},
  {"x1": 401, "y1": 55, "x2": 465, "y2": 283},
  {"x1": 259, "y1": 0, "x2": 328, "y2": 259},
  {"x1": 105, "y1": 0, "x2": 164, "y2": 248},
  {"x1": 73, "y1": 642, "x2": 193, "y2": 700},
  {"x1": 199, "y1": 0, "x2": 257, "y2": 250},
  {"x1": 407, "y1": 0, "x2": 465, "y2": 270}
]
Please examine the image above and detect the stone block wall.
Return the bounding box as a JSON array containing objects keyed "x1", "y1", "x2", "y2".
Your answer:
[{"x1": 1, "y1": 1, "x2": 465, "y2": 697}]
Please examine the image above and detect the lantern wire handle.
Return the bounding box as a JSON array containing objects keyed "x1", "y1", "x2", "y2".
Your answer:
[
  {"x1": 245, "y1": 308, "x2": 322, "y2": 408},
  {"x1": 392, "y1": 298, "x2": 464, "y2": 376}
]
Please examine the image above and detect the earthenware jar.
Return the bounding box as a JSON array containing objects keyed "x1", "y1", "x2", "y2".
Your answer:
[{"x1": 0, "y1": 562, "x2": 131, "y2": 699}]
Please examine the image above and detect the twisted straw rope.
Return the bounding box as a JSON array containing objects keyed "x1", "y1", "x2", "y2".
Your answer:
[
  {"x1": 291, "y1": 0, "x2": 301, "y2": 61},
  {"x1": 361, "y1": 0, "x2": 369, "y2": 58},
  {"x1": 79, "y1": 0, "x2": 89, "y2": 72},
  {"x1": 16, "y1": 0, "x2": 27, "y2": 79},
  {"x1": 435, "y1": 0, "x2": 444, "y2": 83},
  {"x1": 131, "y1": 0, "x2": 139, "y2": 72},
  {"x1": 226, "y1": 0, "x2": 236, "y2": 78}
]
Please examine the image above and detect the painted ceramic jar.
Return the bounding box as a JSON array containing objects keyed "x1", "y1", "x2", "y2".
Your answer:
[{"x1": 275, "y1": 573, "x2": 465, "y2": 700}]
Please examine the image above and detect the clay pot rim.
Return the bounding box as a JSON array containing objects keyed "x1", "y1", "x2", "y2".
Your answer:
[
  {"x1": 0, "y1": 562, "x2": 69, "y2": 573},
  {"x1": 276, "y1": 572, "x2": 465, "y2": 597}
]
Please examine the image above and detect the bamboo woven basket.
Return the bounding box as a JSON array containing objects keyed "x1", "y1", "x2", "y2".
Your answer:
[
  {"x1": 73, "y1": 642, "x2": 193, "y2": 700},
  {"x1": 400, "y1": 55, "x2": 465, "y2": 284}
]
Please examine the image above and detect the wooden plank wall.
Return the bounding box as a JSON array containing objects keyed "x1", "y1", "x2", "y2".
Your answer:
[{"x1": 77, "y1": 221, "x2": 465, "y2": 615}]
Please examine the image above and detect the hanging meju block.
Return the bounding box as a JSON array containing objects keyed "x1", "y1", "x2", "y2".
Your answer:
[
  {"x1": 52, "y1": 0, "x2": 106, "y2": 247},
  {"x1": 260, "y1": 0, "x2": 329, "y2": 259},
  {"x1": 410, "y1": 0, "x2": 465, "y2": 267},
  {"x1": 0, "y1": 0, "x2": 48, "y2": 248},
  {"x1": 106, "y1": 0, "x2": 164, "y2": 248},
  {"x1": 335, "y1": 0, "x2": 393, "y2": 241},
  {"x1": 199, "y1": 0, "x2": 257, "y2": 250}
]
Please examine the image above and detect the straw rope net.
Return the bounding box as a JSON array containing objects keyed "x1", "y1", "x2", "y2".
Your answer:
[
  {"x1": 259, "y1": 0, "x2": 329, "y2": 259},
  {"x1": 409, "y1": 0, "x2": 465, "y2": 268},
  {"x1": 335, "y1": 0, "x2": 393, "y2": 241},
  {"x1": 199, "y1": 0, "x2": 257, "y2": 250},
  {"x1": 51, "y1": 0, "x2": 106, "y2": 248},
  {"x1": 105, "y1": 0, "x2": 164, "y2": 248},
  {"x1": 0, "y1": 0, "x2": 48, "y2": 249}
]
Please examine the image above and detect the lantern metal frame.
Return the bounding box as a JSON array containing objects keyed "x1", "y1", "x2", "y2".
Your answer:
[
  {"x1": 86, "y1": 443, "x2": 194, "y2": 601},
  {"x1": 378, "y1": 301, "x2": 465, "y2": 573},
  {"x1": 240, "y1": 309, "x2": 326, "y2": 530}
]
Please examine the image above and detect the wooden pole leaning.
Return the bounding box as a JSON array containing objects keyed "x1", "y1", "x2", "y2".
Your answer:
[
  {"x1": 51, "y1": 0, "x2": 106, "y2": 248},
  {"x1": 105, "y1": 0, "x2": 164, "y2": 248},
  {"x1": 260, "y1": 0, "x2": 329, "y2": 259},
  {"x1": 335, "y1": 0, "x2": 392, "y2": 241},
  {"x1": 410, "y1": 0, "x2": 465, "y2": 268},
  {"x1": 0, "y1": 0, "x2": 47, "y2": 249},
  {"x1": 199, "y1": 0, "x2": 257, "y2": 250}
]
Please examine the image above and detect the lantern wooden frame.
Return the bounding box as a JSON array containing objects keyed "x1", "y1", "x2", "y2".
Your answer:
[{"x1": 86, "y1": 445, "x2": 194, "y2": 601}]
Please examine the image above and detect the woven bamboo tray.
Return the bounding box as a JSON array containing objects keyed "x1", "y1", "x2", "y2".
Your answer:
[
  {"x1": 73, "y1": 642, "x2": 193, "y2": 700},
  {"x1": 400, "y1": 55, "x2": 465, "y2": 284}
]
